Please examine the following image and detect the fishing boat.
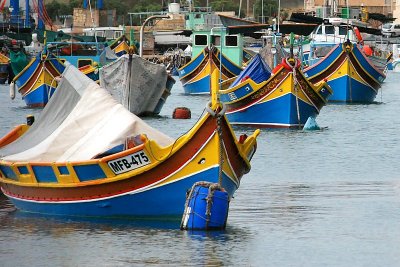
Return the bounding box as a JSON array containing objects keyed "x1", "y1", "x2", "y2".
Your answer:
[
  {"x1": 0, "y1": 53, "x2": 10, "y2": 84},
  {"x1": 178, "y1": 45, "x2": 242, "y2": 94},
  {"x1": 46, "y1": 41, "x2": 117, "y2": 79},
  {"x1": 11, "y1": 51, "x2": 65, "y2": 107},
  {"x1": 219, "y1": 54, "x2": 332, "y2": 128},
  {"x1": 108, "y1": 34, "x2": 134, "y2": 57},
  {"x1": 13, "y1": 40, "x2": 119, "y2": 105},
  {"x1": 100, "y1": 53, "x2": 175, "y2": 116},
  {"x1": 304, "y1": 40, "x2": 386, "y2": 103},
  {"x1": 0, "y1": 64, "x2": 259, "y2": 217}
]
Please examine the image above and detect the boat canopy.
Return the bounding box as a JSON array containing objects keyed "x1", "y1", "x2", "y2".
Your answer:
[
  {"x1": 229, "y1": 54, "x2": 272, "y2": 88},
  {"x1": 0, "y1": 63, "x2": 173, "y2": 162},
  {"x1": 100, "y1": 54, "x2": 168, "y2": 115}
]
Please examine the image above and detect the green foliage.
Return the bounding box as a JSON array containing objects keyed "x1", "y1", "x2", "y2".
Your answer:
[
  {"x1": 253, "y1": 0, "x2": 278, "y2": 23},
  {"x1": 45, "y1": 0, "x2": 82, "y2": 20},
  {"x1": 210, "y1": 0, "x2": 239, "y2": 12}
]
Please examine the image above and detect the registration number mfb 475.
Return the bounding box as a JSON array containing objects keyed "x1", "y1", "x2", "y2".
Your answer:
[{"x1": 107, "y1": 150, "x2": 151, "y2": 174}]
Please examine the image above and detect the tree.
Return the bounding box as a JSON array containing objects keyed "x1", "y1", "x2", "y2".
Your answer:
[
  {"x1": 253, "y1": 0, "x2": 277, "y2": 23},
  {"x1": 44, "y1": 0, "x2": 70, "y2": 20},
  {"x1": 210, "y1": 0, "x2": 240, "y2": 12}
]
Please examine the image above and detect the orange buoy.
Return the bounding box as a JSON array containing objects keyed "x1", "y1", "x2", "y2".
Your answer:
[
  {"x1": 173, "y1": 107, "x2": 191, "y2": 119},
  {"x1": 363, "y1": 45, "x2": 373, "y2": 56},
  {"x1": 354, "y1": 27, "x2": 364, "y2": 45}
]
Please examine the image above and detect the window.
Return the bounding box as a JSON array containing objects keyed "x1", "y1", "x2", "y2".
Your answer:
[
  {"x1": 339, "y1": 27, "x2": 347, "y2": 35},
  {"x1": 114, "y1": 31, "x2": 122, "y2": 39},
  {"x1": 211, "y1": 35, "x2": 221, "y2": 46},
  {"x1": 78, "y1": 59, "x2": 93, "y2": 68},
  {"x1": 325, "y1": 26, "x2": 334, "y2": 34},
  {"x1": 395, "y1": 25, "x2": 400, "y2": 29},
  {"x1": 194, "y1": 35, "x2": 207, "y2": 46},
  {"x1": 316, "y1": 26, "x2": 322, "y2": 34},
  {"x1": 225, "y1": 35, "x2": 237, "y2": 46},
  {"x1": 383, "y1": 24, "x2": 392, "y2": 29},
  {"x1": 105, "y1": 31, "x2": 114, "y2": 39}
]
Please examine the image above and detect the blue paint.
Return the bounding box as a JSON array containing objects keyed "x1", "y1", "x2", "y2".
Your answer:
[
  {"x1": 182, "y1": 75, "x2": 210, "y2": 94},
  {"x1": 305, "y1": 44, "x2": 342, "y2": 77},
  {"x1": 0, "y1": 165, "x2": 17, "y2": 180},
  {"x1": 181, "y1": 184, "x2": 229, "y2": 230},
  {"x1": 178, "y1": 52, "x2": 205, "y2": 78},
  {"x1": 220, "y1": 83, "x2": 254, "y2": 103},
  {"x1": 32, "y1": 166, "x2": 58, "y2": 183},
  {"x1": 73, "y1": 164, "x2": 106, "y2": 182},
  {"x1": 328, "y1": 76, "x2": 377, "y2": 103},
  {"x1": 21, "y1": 84, "x2": 56, "y2": 107},
  {"x1": 225, "y1": 93, "x2": 319, "y2": 127},
  {"x1": 15, "y1": 53, "x2": 65, "y2": 107},
  {"x1": 17, "y1": 166, "x2": 29, "y2": 175},
  {"x1": 7, "y1": 167, "x2": 238, "y2": 217},
  {"x1": 58, "y1": 166, "x2": 69, "y2": 175}
]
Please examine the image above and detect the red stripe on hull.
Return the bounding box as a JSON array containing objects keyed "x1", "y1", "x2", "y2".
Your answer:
[{"x1": 0, "y1": 115, "x2": 249, "y2": 202}]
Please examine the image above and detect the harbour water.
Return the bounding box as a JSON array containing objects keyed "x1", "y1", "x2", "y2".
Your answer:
[{"x1": 1, "y1": 72, "x2": 400, "y2": 266}]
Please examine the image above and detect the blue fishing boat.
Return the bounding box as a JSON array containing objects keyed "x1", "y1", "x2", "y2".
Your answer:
[
  {"x1": 304, "y1": 40, "x2": 386, "y2": 103},
  {"x1": 219, "y1": 54, "x2": 332, "y2": 128},
  {"x1": 11, "y1": 51, "x2": 65, "y2": 107},
  {"x1": 0, "y1": 63, "x2": 259, "y2": 217},
  {"x1": 178, "y1": 24, "x2": 244, "y2": 95},
  {"x1": 179, "y1": 45, "x2": 242, "y2": 94},
  {"x1": 0, "y1": 53, "x2": 10, "y2": 84}
]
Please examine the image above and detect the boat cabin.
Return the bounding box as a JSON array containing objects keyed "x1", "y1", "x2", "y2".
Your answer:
[
  {"x1": 83, "y1": 27, "x2": 124, "y2": 42},
  {"x1": 191, "y1": 30, "x2": 243, "y2": 66},
  {"x1": 311, "y1": 23, "x2": 356, "y2": 44}
]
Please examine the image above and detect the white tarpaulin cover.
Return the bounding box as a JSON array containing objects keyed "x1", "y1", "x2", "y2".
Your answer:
[
  {"x1": 0, "y1": 63, "x2": 173, "y2": 162},
  {"x1": 100, "y1": 54, "x2": 168, "y2": 115}
]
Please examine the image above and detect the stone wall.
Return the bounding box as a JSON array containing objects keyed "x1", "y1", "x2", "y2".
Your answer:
[{"x1": 72, "y1": 8, "x2": 117, "y2": 33}]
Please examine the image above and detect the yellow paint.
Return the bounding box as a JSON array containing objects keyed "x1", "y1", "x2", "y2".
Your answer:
[
  {"x1": 29, "y1": 67, "x2": 58, "y2": 93},
  {"x1": 0, "y1": 53, "x2": 9, "y2": 63},
  {"x1": 0, "y1": 110, "x2": 259, "y2": 189},
  {"x1": 114, "y1": 41, "x2": 130, "y2": 55},
  {"x1": 327, "y1": 58, "x2": 365, "y2": 85},
  {"x1": 261, "y1": 72, "x2": 311, "y2": 104},
  {"x1": 178, "y1": 50, "x2": 207, "y2": 79}
]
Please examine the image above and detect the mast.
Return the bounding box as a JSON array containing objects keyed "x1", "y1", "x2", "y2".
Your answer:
[
  {"x1": 25, "y1": 0, "x2": 30, "y2": 27},
  {"x1": 38, "y1": 0, "x2": 44, "y2": 29},
  {"x1": 10, "y1": 0, "x2": 19, "y2": 23}
]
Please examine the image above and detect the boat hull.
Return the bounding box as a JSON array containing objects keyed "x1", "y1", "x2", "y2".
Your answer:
[
  {"x1": 328, "y1": 75, "x2": 377, "y2": 103},
  {"x1": 3, "y1": 168, "x2": 236, "y2": 217},
  {"x1": 226, "y1": 93, "x2": 321, "y2": 128},
  {"x1": 14, "y1": 53, "x2": 65, "y2": 107},
  {"x1": 220, "y1": 61, "x2": 332, "y2": 128},
  {"x1": 0, "y1": 100, "x2": 258, "y2": 217},
  {"x1": 0, "y1": 63, "x2": 9, "y2": 84},
  {"x1": 179, "y1": 46, "x2": 242, "y2": 94},
  {"x1": 305, "y1": 42, "x2": 385, "y2": 103}
]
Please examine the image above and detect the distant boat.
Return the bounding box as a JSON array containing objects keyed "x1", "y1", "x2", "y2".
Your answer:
[
  {"x1": 178, "y1": 45, "x2": 242, "y2": 94},
  {"x1": 0, "y1": 63, "x2": 259, "y2": 217},
  {"x1": 100, "y1": 53, "x2": 175, "y2": 116},
  {"x1": 0, "y1": 53, "x2": 10, "y2": 84},
  {"x1": 220, "y1": 54, "x2": 332, "y2": 128},
  {"x1": 108, "y1": 35, "x2": 134, "y2": 57},
  {"x1": 304, "y1": 40, "x2": 385, "y2": 103},
  {"x1": 12, "y1": 51, "x2": 65, "y2": 107}
]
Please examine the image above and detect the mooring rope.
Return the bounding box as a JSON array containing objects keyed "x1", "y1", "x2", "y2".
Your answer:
[
  {"x1": 205, "y1": 101, "x2": 226, "y2": 185},
  {"x1": 286, "y1": 58, "x2": 302, "y2": 128}
]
